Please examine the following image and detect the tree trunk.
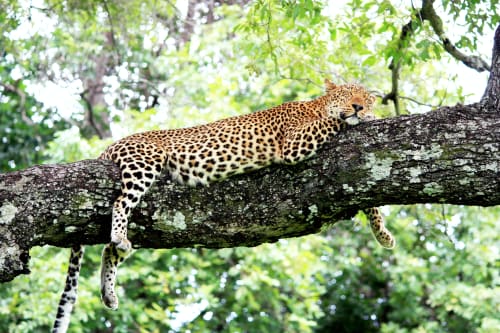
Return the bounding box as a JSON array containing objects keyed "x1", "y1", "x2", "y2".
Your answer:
[
  {"x1": 481, "y1": 22, "x2": 500, "y2": 111},
  {"x1": 1, "y1": 25, "x2": 499, "y2": 284}
]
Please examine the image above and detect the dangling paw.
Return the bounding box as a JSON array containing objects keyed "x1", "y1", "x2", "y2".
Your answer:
[
  {"x1": 364, "y1": 207, "x2": 396, "y2": 249},
  {"x1": 111, "y1": 235, "x2": 132, "y2": 253},
  {"x1": 101, "y1": 286, "x2": 119, "y2": 310},
  {"x1": 100, "y1": 243, "x2": 122, "y2": 310},
  {"x1": 372, "y1": 228, "x2": 396, "y2": 249}
]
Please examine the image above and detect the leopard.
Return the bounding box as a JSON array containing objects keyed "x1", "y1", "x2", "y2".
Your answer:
[{"x1": 52, "y1": 79, "x2": 395, "y2": 333}]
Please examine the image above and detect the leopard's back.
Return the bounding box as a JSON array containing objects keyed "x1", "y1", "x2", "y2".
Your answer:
[{"x1": 100, "y1": 101, "x2": 319, "y2": 185}]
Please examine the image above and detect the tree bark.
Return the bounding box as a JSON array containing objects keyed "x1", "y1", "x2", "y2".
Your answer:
[
  {"x1": 481, "y1": 23, "x2": 500, "y2": 111},
  {"x1": 1, "y1": 102, "x2": 499, "y2": 282}
]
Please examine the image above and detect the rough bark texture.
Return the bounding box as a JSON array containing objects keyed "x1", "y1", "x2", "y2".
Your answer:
[
  {"x1": 1, "y1": 103, "x2": 499, "y2": 282},
  {"x1": 481, "y1": 23, "x2": 500, "y2": 111}
]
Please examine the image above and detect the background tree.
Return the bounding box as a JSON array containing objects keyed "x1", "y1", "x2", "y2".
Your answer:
[{"x1": 0, "y1": 1, "x2": 499, "y2": 332}]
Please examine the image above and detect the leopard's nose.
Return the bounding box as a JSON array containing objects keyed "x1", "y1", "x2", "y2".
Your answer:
[{"x1": 352, "y1": 104, "x2": 364, "y2": 112}]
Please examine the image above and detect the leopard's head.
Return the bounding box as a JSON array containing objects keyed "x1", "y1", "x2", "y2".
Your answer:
[{"x1": 323, "y1": 79, "x2": 377, "y2": 125}]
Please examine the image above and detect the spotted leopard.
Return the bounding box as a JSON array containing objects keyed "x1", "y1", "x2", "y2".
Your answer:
[{"x1": 52, "y1": 80, "x2": 395, "y2": 332}]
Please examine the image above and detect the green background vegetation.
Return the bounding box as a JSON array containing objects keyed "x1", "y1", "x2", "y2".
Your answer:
[{"x1": 0, "y1": 0, "x2": 498, "y2": 332}]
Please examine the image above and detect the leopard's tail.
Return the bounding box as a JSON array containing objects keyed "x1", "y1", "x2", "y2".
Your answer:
[
  {"x1": 52, "y1": 245, "x2": 85, "y2": 333},
  {"x1": 363, "y1": 207, "x2": 396, "y2": 249}
]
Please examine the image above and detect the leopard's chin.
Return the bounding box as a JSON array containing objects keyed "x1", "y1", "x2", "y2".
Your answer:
[{"x1": 345, "y1": 116, "x2": 360, "y2": 125}]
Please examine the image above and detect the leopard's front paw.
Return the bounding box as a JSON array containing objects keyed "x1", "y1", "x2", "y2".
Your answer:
[{"x1": 111, "y1": 235, "x2": 132, "y2": 253}]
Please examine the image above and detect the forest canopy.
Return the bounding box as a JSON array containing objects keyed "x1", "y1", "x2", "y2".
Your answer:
[{"x1": 0, "y1": 1, "x2": 499, "y2": 332}]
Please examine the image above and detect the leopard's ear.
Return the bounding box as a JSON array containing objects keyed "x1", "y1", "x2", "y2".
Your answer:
[
  {"x1": 369, "y1": 94, "x2": 376, "y2": 104},
  {"x1": 324, "y1": 79, "x2": 337, "y2": 92}
]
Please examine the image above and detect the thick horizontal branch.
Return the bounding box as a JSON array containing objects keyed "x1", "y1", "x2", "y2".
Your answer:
[{"x1": 1, "y1": 103, "x2": 500, "y2": 282}]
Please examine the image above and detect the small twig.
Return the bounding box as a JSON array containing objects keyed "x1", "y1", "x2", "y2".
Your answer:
[
  {"x1": 121, "y1": 79, "x2": 168, "y2": 98},
  {"x1": 384, "y1": 14, "x2": 420, "y2": 115},
  {"x1": 264, "y1": 1, "x2": 280, "y2": 75},
  {"x1": 399, "y1": 95, "x2": 438, "y2": 108},
  {"x1": 79, "y1": 87, "x2": 106, "y2": 139},
  {"x1": 101, "y1": 0, "x2": 121, "y2": 64},
  {"x1": 277, "y1": 76, "x2": 319, "y2": 88}
]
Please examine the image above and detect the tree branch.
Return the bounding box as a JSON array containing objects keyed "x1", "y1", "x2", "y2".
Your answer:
[
  {"x1": 382, "y1": 11, "x2": 418, "y2": 115},
  {"x1": 481, "y1": 24, "x2": 500, "y2": 111},
  {"x1": 421, "y1": 0, "x2": 490, "y2": 72},
  {"x1": 1, "y1": 103, "x2": 499, "y2": 282},
  {"x1": 383, "y1": 1, "x2": 493, "y2": 115}
]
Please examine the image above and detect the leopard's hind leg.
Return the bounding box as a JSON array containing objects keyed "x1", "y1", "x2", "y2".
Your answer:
[
  {"x1": 363, "y1": 207, "x2": 395, "y2": 249},
  {"x1": 100, "y1": 243, "x2": 130, "y2": 309},
  {"x1": 108, "y1": 150, "x2": 165, "y2": 251},
  {"x1": 101, "y1": 149, "x2": 165, "y2": 309}
]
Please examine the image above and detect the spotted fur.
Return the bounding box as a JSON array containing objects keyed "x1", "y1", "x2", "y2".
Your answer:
[
  {"x1": 364, "y1": 207, "x2": 395, "y2": 248},
  {"x1": 52, "y1": 245, "x2": 84, "y2": 333},
  {"x1": 52, "y1": 80, "x2": 395, "y2": 332}
]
